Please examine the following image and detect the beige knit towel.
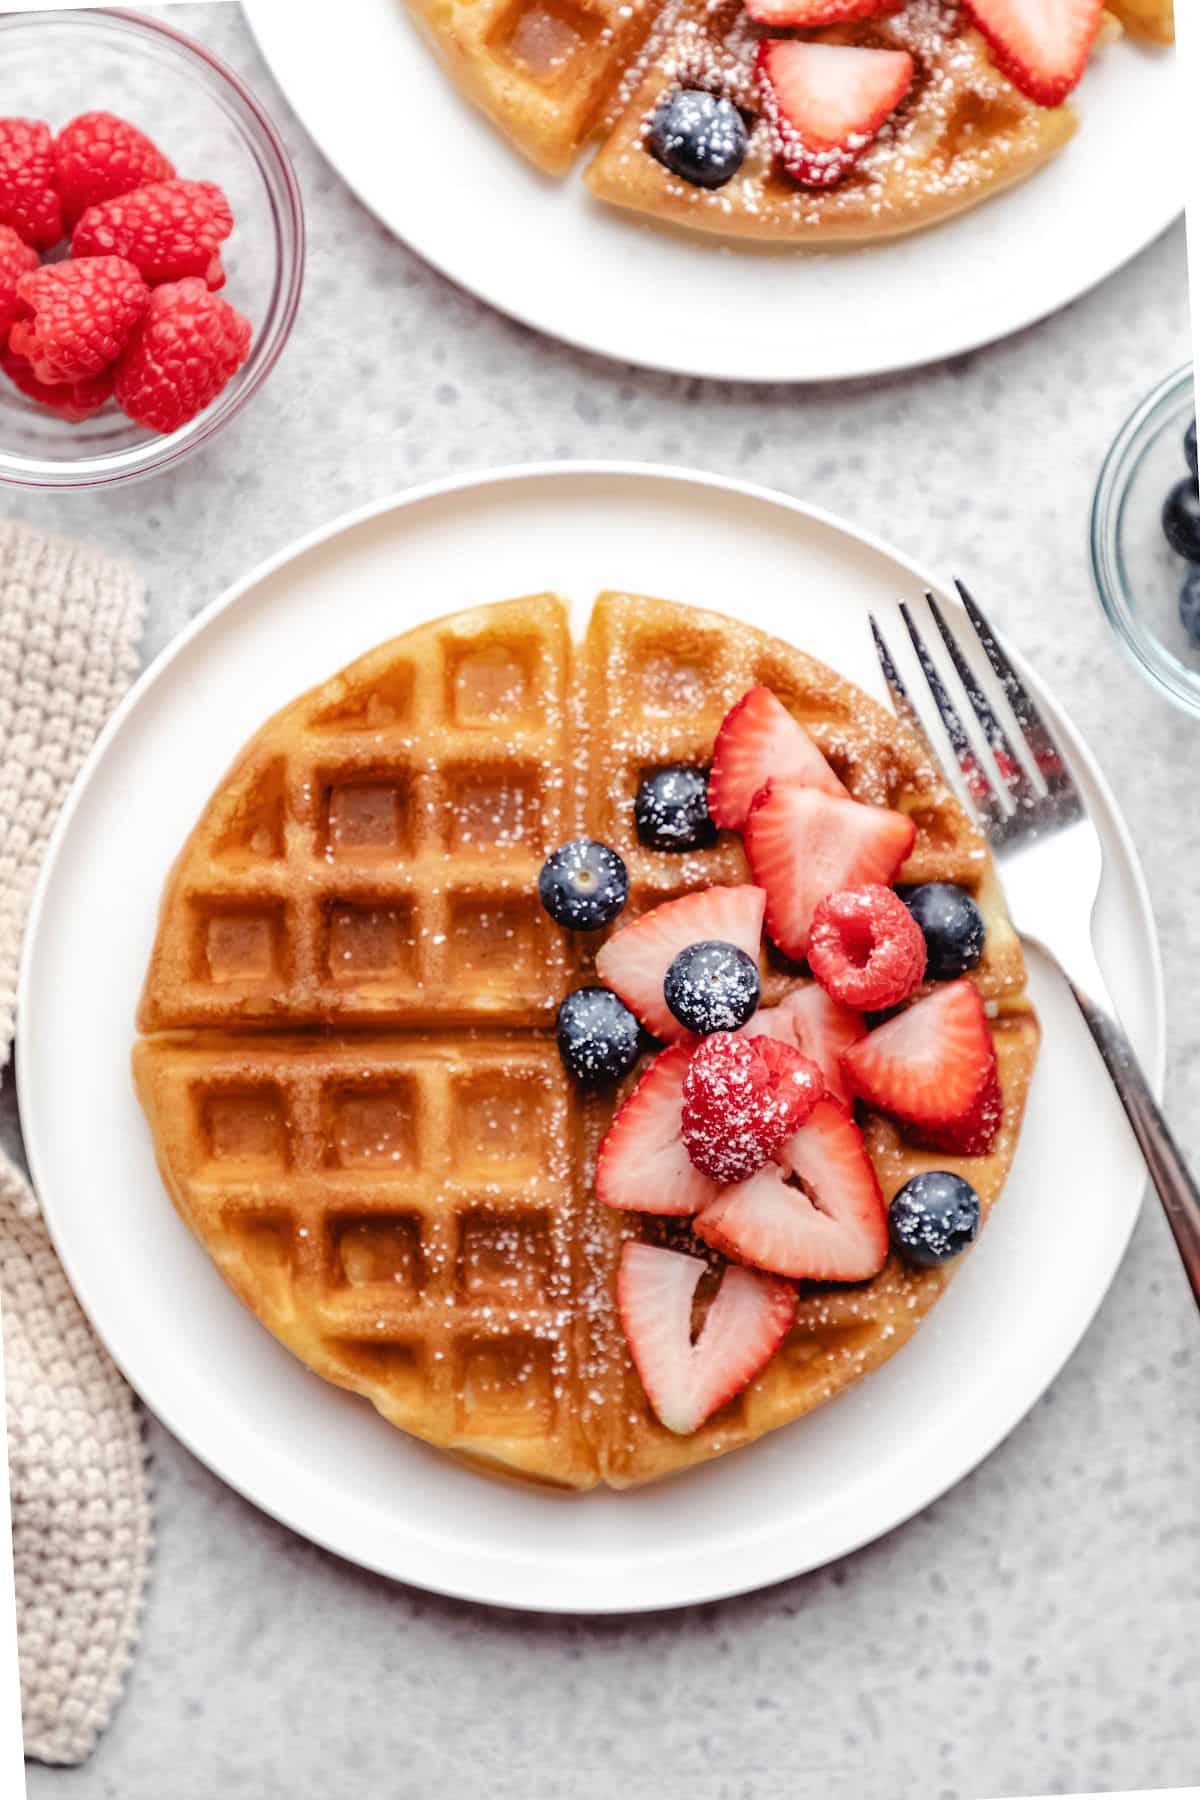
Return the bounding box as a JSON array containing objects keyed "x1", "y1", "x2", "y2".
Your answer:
[{"x1": 0, "y1": 519, "x2": 152, "y2": 1765}]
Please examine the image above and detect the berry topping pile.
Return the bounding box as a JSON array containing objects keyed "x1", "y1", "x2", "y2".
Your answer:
[
  {"x1": 681, "y1": 1031, "x2": 823, "y2": 1183},
  {"x1": 0, "y1": 109, "x2": 252, "y2": 434},
  {"x1": 546, "y1": 680, "x2": 1006, "y2": 1436},
  {"x1": 634, "y1": 764, "x2": 716, "y2": 851},
  {"x1": 647, "y1": 0, "x2": 1103, "y2": 197},
  {"x1": 538, "y1": 837, "x2": 630, "y2": 930}
]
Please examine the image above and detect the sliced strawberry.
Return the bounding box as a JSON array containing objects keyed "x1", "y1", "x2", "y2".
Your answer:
[
  {"x1": 745, "y1": 983, "x2": 866, "y2": 1106},
  {"x1": 963, "y1": 0, "x2": 1103, "y2": 108},
  {"x1": 708, "y1": 686, "x2": 846, "y2": 832},
  {"x1": 744, "y1": 781, "x2": 915, "y2": 962},
  {"x1": 595, "y1": 884, "x2": 765, "y2": 1042},
  {"x1": 617, "y1": 1241, "x2": 795, "y2": 1434},
  {"x1": 596, "y1": 1046, "x2": 721, "y2": 1216},
  {"x1": 697, "y1": 1097, "x2": 888, "y2": 1281},
  {"x1": 840, "y1": 978, "x2": 1000, "y2": 1143},
  {"x1": 756, "y1": 40, "x2": 914, "y2": 188},
  {"x1": 745, "y1": 0, "x2": 902, "y2": 23},
  {"x1": 915, "y1": 1064, "x2": 1003, "y2": 1157}
]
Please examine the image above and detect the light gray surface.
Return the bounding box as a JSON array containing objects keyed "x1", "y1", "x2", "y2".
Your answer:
[{"x1": 8, "y1": 5, "x2": 1198, "y2": 1796}]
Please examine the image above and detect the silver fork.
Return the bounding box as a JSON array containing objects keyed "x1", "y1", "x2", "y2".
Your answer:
[{"x1": 870, "y1": 580, "x2": 1200, "y2": 1307}]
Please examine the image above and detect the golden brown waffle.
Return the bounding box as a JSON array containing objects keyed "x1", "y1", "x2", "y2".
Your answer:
[
  {"x1": 402, "y1": 0, "x2": 661, "y2": 174},
  {"x1": 135, "y1": 590, "x2": 1039, "y2": 1489},
  {"x1": 1108, "y1": 0, "x2": 1173, "y2": 44},
  {"x1": 400, "y1": 0, "x2": 1168, "y2": 244}
]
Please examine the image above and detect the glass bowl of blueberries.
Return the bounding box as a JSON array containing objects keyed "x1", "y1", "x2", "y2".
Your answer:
[{"x1": 1090, "y1": 363, "x2": 1200, "y2": 715}]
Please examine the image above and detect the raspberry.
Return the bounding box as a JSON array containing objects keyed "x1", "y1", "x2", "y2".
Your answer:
[
  {"x1": 0, "y1": 347, "x2": 114, "y2": 423},
  {"x1": 0, "y1": 118, "x2": 62, "y2": 249},
  {"x1": 0, "y1": 224, "x2": 39, "y2": 343},
  {"x1": 73, "y1": 179, "x2": 234, "y2": 291},
  {"x1": 807, "y1": 883, "x2": 927, "y2": 1011},
  {"x1": 10, "y1": 256, "x2": 148, "y2": 384},
  {"x1": 682, "y1": 1032, "x2": 825, "y2": 1185},
  {"x1": 113, "y1": 278, "x2": 251, "y2": 434},
  {"x1": 54, "y1": 111, "x2": 175, "y2": 229}
]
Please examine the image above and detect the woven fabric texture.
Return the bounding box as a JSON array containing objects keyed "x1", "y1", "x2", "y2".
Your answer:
[{"x1": 0, "y1": 519, "x2": 152, "y2": 1765}]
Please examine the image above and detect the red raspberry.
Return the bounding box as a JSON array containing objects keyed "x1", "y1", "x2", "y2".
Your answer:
[
  {"x1": 72, "y1": 179, "x2": 234, "y2": 291},
  {"x1": 682, "y1": 1032, "x2": 825, "y2": 1184},
  {"x1": 0, "y1": 118, "x2": 62, "y2": 249},
  {"x1": 0, "y1": 346, "x2": 113, "y2": 423},
  {"x1": 53, "y1": 111, "x2": 175, "y2": 229},
  {"x1": 10, "y1": 256, "x2": 148, "y2": 384},
  {"x1": 0, "y1": 224, "x2": 39, "y2": 343},
  {"x1": 807, "y1": 883, "x2": 927, "y2": 1011},
  {"x1": 113, "y1": 278, "x2": 251, "y2": 434}
]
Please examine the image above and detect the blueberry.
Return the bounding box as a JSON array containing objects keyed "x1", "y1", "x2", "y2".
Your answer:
[
  {"x1": 888, "y1": 1171, "x2": 981, "y2": 1268},
  {"x1": 1181, "y1": 568, "x2": 1200, "y2": 646},
  {"x1": 557, "y1": 987, "x2": 641, "y2": 1085},
  {"x1": 634, "y1": 765, "x2": 717, "y2": 852},
  {"x1": 663, "y1": 939, "x2": 760, "y2": 1035},
  {"x1": 1186, "y1": 420, "x2": 1197, "y2": 480},
  {"x1": 1162, "y1": 477, "x2": 1200, "y2": 562},
  {"x1": 898, "y1": 883, "x2": 985, "y2": 981},
  {"x1": 538, "y1": 838, "x2": 628, "y2": 931},
  {"x1": 647, "y1": 88, "x2": 747, "y2": 190}
]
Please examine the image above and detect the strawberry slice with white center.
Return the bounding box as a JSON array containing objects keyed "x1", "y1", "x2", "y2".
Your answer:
[
  {"x1": 696, "y1": 1097, "x2": 888, "y2": 1281},
  {"x1": 963, "y1": 0, "x2": 1104, "y2": 108},
  {"x1": 596, "y1": 1045, "x2": 721, "y2": 1216},
  {"x1": 745, "y1": 0, "x2": 901, "y2": 24},
  {"x1": 708, "y1": 686, "x2": 846, "y2": 832},
  {"x1": 755, "y1": 40, "x2": 915, "y2": 189},
  {"x1": 744, "y1": 982, "x2": 866, "y2": 1106},
  {"x1": 617, "y1": 1241, "x2": 796, "y2": 1434},
  {"x1": 595, "y1": 884, "x2": 765, "y2": 1042},
  {"x1": 840, "y1": 978, "x2": 1001, "y2": 1146},
  {"x1": 743, "y1": 780, "x2": 915, "y2": 962}
]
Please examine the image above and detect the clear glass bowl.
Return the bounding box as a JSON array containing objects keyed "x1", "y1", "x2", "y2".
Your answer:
[
  {"x1": 0, "y1": 7, "x2": 304, "y2": 489},
  {"x1": 1090, "y1": 362, "x2": 1199, "y2": 716}
]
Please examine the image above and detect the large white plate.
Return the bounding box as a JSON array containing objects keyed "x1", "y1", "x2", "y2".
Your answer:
[
  {"x1": 18, "y1": 465, "x2": 1163, "y2": 1612},
  {"x1": 242, "y1": 0, "x2": 1179, "y2": 382}
]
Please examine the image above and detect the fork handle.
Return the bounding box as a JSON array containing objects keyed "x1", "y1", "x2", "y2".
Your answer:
[{"x1": 1067, "y1": 981, "x2": 1200, "y2": 1307}]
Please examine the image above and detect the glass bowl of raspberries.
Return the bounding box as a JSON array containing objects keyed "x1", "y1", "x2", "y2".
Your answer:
[
  {"x1": 0, "y1": 7, "x2": 304, "y2": 488},
  {"x1": 1091, "y1": 363, "x2": 1200, "y2": 717}
]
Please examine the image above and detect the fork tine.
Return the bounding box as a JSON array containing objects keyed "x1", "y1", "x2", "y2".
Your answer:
[
  {"x1": 895, "y1": 602, "x2": 1008, "y2": 835},
  {"x1": 954, "y1": 580, "x2": 1082, "y2": 807},
  {"x1": 868, "y1": 613, "x2": 945, "y2": 771},
  {"x1": 924, "y1": 592, "x2": 1028, "y2": 808}
]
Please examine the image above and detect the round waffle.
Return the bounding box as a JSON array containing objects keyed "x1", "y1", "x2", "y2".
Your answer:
[
  {"x1": 399, "y1": 0, "x2": 1171, "y2": 243},
  {"x1": 134, "y1": 590, "x2": 1039, "y2": 1489}
]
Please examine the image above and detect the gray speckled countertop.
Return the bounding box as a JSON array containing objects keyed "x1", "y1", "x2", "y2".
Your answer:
[{"x1": 8, "y1": 5, "x2": 1199, "y2": 1797}]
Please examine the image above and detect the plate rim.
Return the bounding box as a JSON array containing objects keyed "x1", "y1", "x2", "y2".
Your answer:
[
  {"x1": 15, "y1": 460, "x2": 1167, "y2": 1611},
  {"x1": 241, "y1": 0, "x2": 1182, "y2": 384}
]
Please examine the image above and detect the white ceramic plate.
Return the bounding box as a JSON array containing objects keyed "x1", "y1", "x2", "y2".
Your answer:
[
  {"x1": 18, "y1": 465, "x2": 1162, "y2": 1612},
  {"x1": 242, "y1": 0, "x2": 1180, "y2": 382}
]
